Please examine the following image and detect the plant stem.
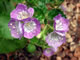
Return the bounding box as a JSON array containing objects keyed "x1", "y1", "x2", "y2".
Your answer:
[{"x1": 47, "y1": 24, "x2": 53, "y2": 30}]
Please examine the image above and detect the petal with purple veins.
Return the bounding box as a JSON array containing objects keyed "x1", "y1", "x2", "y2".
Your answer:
[
  {"x1": 23, "y1": 18, "x2": 41, "y2": 39},
  {"x1": 8, "y1": 19, "x2": 23, "y2": 39},
  {"x1": 16, "y1": 3, "x2": 27, "y2": 10},
  {"x1": 55, "y1": 31, "x2": 66, "y2": 36},
  {"x1": 28, "y1": 7, "x2": 34, "y2": 17},
  {"x1": 53, "y1": 14, "x2": 69, "y2": 32},
  {"x1": 46, "y1": 32, "x2": 66, "y2": 50},
  {"x1": 10, "y1": 4, "x2": 29, "y2": 20}
]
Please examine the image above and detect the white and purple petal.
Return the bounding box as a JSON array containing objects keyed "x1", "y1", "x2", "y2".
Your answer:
[
  {"x1": 46, "y1": 32, "x2": 66, "y2": 51},
  {"x1": 23, "y1": 18, "x2": 41, "y2": 39},
  {"x1": 55, "y1": 31, "x2": 66, "y2": 36},
  {"x1": 43, "y1": 48, "x2": 54, "y2": 57},
  {"x1": 10, "y1": 3, "x2": 34, "y2": 20},
  {"x1": 16, "y1": 3, "x2": 27, "y2": 10},
  {"x1": 28, "y1": 7, "x2": 34, "y2": 17},
  {"x1": 53, "y1": 14, "x2": 69, "y2": 32},
  {"x1": 8, "y1": 19, "x2": 23, "y2": 39}
]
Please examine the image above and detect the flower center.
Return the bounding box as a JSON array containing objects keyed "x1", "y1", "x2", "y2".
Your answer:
[
  {"x1": 24, "y1": 21, "x2": 36, "y2": 33},
  {"x1": 49, "y1": 32, "x2": 63, "y2": 43},
  {"x1": 17, "y1": 11, "x2": 29, "y2": 20},
  {"x1": 46, "y1": 49, "x2": 52, "y2": 53},
  {"x1": 56, "y1": 20, "x2": 63, "y2": 30}
]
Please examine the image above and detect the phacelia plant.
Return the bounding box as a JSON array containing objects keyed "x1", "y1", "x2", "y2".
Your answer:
[
  {"x1": 8, "y1": 1, "x2": 69, "y2": 56},
  {"x1": 0, "y1": 0, "x2": 69, "y2": 56}
]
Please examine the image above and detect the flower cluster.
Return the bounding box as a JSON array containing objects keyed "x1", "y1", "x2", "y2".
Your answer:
[
  {"x1": 8, "y1": 3, "x2": 69, "y2": 57},
  {"x1": 8, "y1": 4, "x2": 41, "y2": 39},
  {"x1": 44, "y1": 14, "x2": 69, "y2": 57}
]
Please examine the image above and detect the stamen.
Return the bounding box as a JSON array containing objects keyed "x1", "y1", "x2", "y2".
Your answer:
[
  {"x1": 10, "y1": 23, "x2": 12, "y2": 25},
  {"x1": 24, "y1": 21, "x2": 36, "y2": 33},
  {"x1": 49, "y1": 32, "x2": 63, "y2": 43},
  {"x1": 17, "y1": 10, "x2": 29, "y2": 20},
  {"x1": 13, "y1": 26, "x2": 16, "y2": 28},
  {"x1": 17, "y1": 33, "x2": 18, "y2": 34}
]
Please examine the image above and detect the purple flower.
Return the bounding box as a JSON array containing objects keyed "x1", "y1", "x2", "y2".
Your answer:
[
  {"x1": 8, "y1": 4, "x2": 41, "y2": 39},
  {"x1": 10, "y1": 3, "x2": 34, "y2": 20},
  {"x1": 23, "y1": 18, "x2": 41, "y2": 39},
  {"x1": 8, "y1": 18, "x2": 23, "y2": 39},
  {"x1": 53, "y1": 14, "x2": 69, "y2": 36},
  {"x1": 8, "y1": 18, "x2": 41, "y2": 39},
  {"x1": 46, "y1": 32, "x2": 66, "y2": 52},
  {"x1": 43, "y1": 48, "x2": 54, "y2": 57}
]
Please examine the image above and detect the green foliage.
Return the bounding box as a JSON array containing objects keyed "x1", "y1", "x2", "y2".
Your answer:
[
  {"x1": 30, "y1": 37, "x2": 38, "y2": 44},
  {"x1": 0, "y1": 0, "x2": 15, "y2": 15},
  {"x1": 29, "y1": 37, "x2": 49, "y2": 49},
  {"x1": 37, "y1": 40, "x2": 49, "y2": 49},
  {"x1": 0, "y1": 38, "x2": 26, "y2": 53},
  {"x1": 13, "y1": 0, "x2": 24, "y2": 3},
  {"x1": 26, "y1": 0, "x2": 64, "y2": 23},
  {"x1": 0, "y1": 16, "x2": 13, "y2": 39},
  {"x1": 48, "y1": 9, "x2": 66, "y2": 20},
  {"x1": 54, "y1": 0, "x2": 64, "y2": 6},
  {"x1": 27, "y1": 44, "x2": 36, "y2": 53},
  {"x1": 26, "y1": 0, "x2": 47, "y2": 23},
  {"x1": 33, "y1": 7, "x2": 45, "y2": 22}
]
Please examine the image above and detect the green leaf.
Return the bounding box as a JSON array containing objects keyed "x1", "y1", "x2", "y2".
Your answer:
[
  {"x1": 37, "y1": 40, "x2": 49, "y2": 49},
  {"x1": 30, "y1": 37, "x2": 38, "y2": 44},
  {"x1": 26, "y1": 0, "x2": 38, "y2": 7},
  {"x1": 0, "y1": 38, "x2": 26, "y2": 53},
  {"x1": 27, "y1": 44, "x2": 36, "y2": 53},
  {"x1": 0, "y1": 16, "x2": 13, "y2": 39}
]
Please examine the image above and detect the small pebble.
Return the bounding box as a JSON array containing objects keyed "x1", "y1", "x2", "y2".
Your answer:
[
  {"x1": 56, "y1": 56, "x2": 62, "y2": 60},
  {"x1": 70, "y1": 45, "x2": 76, "y2": 51},
  {"x1": 74, "y1": 46, "x2": 80, "y2": 57},
  {"x1": 71, "y1": 57, "x2": 78, "y2": 60},
  {"x1": 68, "y1": 53, "x2": 73, "y2": 57}
]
